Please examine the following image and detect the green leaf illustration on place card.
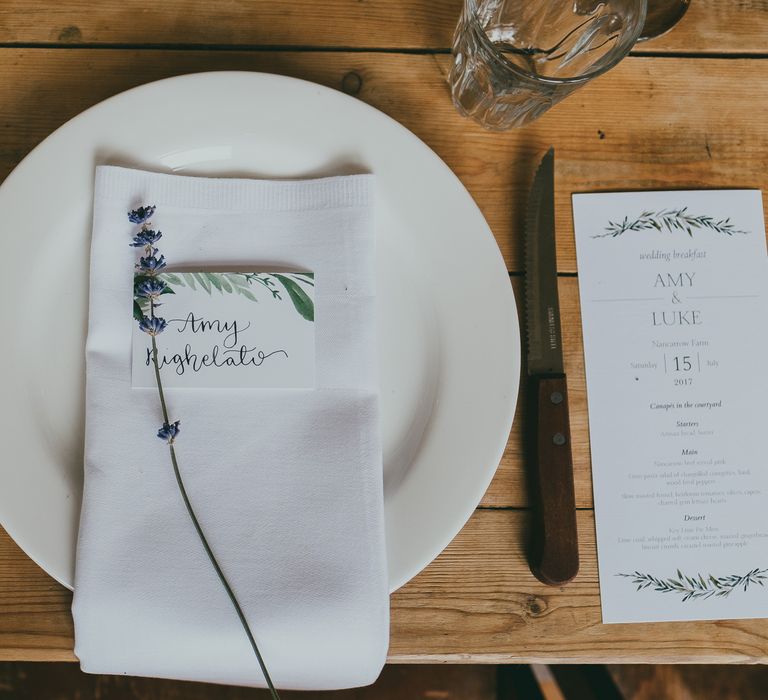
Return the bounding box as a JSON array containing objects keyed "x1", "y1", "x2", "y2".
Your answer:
[
  {"x1": 617, "y1": 567, "x2": 768, "y2": 602},
  {"x1": 224, "y1": 273, "x2": 249, "y2": 288},
  {"x1": 272, "y1": 274, "x2": 315, "y2": 322},
  {"x1": 205, "y1": 272, "x2": 222, "y2": 292},
  {"x1": 236, "y1": 286, "x2": 258, "y2": 302},
  {"x1": 159, "y1": 271, "x2": 315, "y2": 322},
  {"x1": 292, "y1": 272, "x2": 315, "y2": 286},
  {"x1": 222, "y1": 273, "x2": 255, "y2": 300},
  {"x1": 194, "y1": 272, "x2": 212, "y2": 294},
  {"x1": 161, "y1": 272, "x2": 184, "y2": 285},
  {"x1": 594, "y1": 208, "x2": 748, "y2": 239}
]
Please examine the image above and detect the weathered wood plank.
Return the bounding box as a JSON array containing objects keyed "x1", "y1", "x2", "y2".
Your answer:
[
  {"x1": 0, "y1": 0, "x2": 765, "y2": 54},
  {"x1": 1, "y1": 50, "x2": 766, "y2": 275},
  {"x1": 0, "y1": 530, "x2": 75, "y2": 662},
  {"x1": 5, "y1": 511, "x2": 768, "y2": 664},
  {"x1": 392, "y1": 510, "x2": 768, "y2": 664}
]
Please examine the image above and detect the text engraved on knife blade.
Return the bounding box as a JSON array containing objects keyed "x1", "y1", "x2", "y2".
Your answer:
[{"x1": 547, "y1": 305, "x2": 558, "y2": 350}]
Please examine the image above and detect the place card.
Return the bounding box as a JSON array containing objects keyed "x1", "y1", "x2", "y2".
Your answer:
[
  {"x1": 573, "y1": 190, "x2": 768, "y2": 623},
  {"x1": 132, "y1": 271, "x2": 315, "y2": 389}
]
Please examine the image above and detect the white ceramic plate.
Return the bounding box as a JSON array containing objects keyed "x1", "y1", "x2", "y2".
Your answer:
[{"x1": 0, "y1": 72, "x2": 519, "y2": 592}]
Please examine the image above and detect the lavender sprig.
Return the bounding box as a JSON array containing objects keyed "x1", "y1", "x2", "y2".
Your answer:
[
  {"x1": 131, "y1": 206, "x2": 280, "y2": 698},
  {"x1": 136, "y1": 277, "x2": 171, "y2": 300},
  {"x1": 157, "y1": 421, "x2": 181, "y2": 443},
  {"x1": 138, "y1": 315, "x2": 168, "y2": 336},
  {"x1": 137, "y1": 254, "x2": 167, "y2": 274},
  {"x1": 130, "y1": 228, "x2": 163, "y2": 248}
]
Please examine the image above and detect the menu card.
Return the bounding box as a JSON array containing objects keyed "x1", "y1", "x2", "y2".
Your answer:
[{"x1": 573, "y1": 190, "x2": 768, "y2": 623}]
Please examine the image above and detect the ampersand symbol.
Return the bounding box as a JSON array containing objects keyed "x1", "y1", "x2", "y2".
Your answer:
[{"x1": 671, "y1": 291, "x2": 681, "y2": 304}]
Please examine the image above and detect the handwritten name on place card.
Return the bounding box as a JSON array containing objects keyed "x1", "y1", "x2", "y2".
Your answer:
[{"x1": 131, "y1": 272, "x2": 315, "y2": 389}]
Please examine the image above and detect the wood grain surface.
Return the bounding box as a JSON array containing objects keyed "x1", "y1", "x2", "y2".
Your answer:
[
  {"x1": 5, "y1": 510, "x2": 768, "y2": 664},
  {"x1": 1, "y1": 0, "x2": 766, "y2": 54},
  {"x1": 1, "y1": 49, "x2": 766, "y2": 274},
  {"x1": 1, "y1": 0, "x2": 767, "y2": 668}
]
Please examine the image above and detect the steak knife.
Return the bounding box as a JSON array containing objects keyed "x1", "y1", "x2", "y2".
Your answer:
[{"x1": 524, "y1": 147, "x2": 579, "y2": 586}]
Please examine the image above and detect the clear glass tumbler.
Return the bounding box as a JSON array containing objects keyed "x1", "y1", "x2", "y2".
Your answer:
[{"x1": 450, "y1": 0, "x2": 647, "y2": 129}]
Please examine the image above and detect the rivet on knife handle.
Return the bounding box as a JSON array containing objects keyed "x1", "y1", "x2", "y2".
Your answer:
[{"x1": 529, "y1": 374, "x2": 579, "y2": 585}]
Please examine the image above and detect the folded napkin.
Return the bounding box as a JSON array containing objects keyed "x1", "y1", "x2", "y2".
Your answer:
[{"x1": 73, "y1": 166, "x2": 388, "y2": 690}]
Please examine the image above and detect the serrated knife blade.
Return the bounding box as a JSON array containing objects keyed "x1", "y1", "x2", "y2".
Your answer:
[
  {"x1": 523, "y1": 147, "x2": 579, "y2": 586},
  {"x1": 525, "y1": 147, "x2": 563, "y2": 376}
]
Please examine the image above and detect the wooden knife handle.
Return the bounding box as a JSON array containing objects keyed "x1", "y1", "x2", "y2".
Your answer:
[{"x1": 528, "y1": 374, "x2": 579, "y2": 585}]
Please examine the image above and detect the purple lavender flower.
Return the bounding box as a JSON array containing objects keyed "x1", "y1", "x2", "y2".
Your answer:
[
  {"x1": 135, "y1": 277, "x2": 170, "y2": 299},
  {"x1": 137, "y1": 254, "x2": 167, "y2": 274},
  {"x1": 157, "y1": 420, "x2": 181, "y2": 444},
  {"x1": 128, "y1": 205, "x2": 156, "y2": 224},
  {"x1": 135, "y1": 277, "x2": 169, "y2": 299},
  {"x1": 129, "y1": 229, "x2": 163, "y2": 248},
  {"x1": 138, "y1": 316, "x2": 168, "y2": 336}
]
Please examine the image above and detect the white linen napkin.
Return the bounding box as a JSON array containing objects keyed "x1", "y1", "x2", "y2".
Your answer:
[{"x1": 73, "y1": 166, "x2": 388, "y2": 690}]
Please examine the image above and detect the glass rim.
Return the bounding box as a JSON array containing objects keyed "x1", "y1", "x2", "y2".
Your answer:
[{"x1": 464, "y1": 0, "x2": 648, "y2": 86}]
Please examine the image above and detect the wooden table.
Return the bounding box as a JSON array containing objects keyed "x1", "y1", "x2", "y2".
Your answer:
[{"x1": 2, "y1": 0, "x2": 768, "y2": 665}]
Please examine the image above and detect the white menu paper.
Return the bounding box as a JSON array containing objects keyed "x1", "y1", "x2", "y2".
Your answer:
[{"x1": 573, "y1": 190, "x2": 768, "y2": 623}]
